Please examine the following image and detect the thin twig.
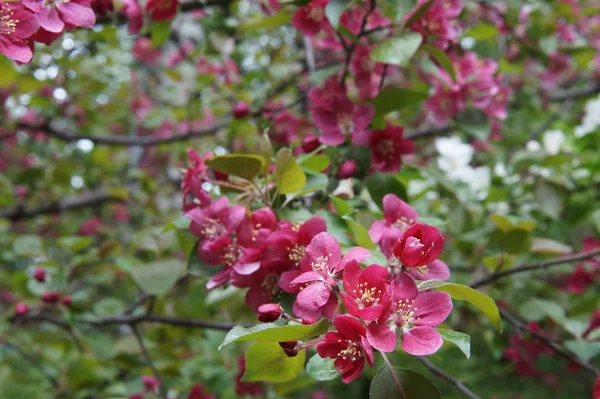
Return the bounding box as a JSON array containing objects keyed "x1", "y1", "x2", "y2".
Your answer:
[
  {"x1": 417, "y1": 357, "x2": 482, "y2": 399},
  {"x1": 470, "y1": 248, "x2": 600, "y2": 289},
  {"x1": 131, "y1": 325, "x2": 165, "y2": 398}
]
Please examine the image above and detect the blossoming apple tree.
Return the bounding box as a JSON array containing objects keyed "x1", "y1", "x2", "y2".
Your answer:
[{"x1": 1, "y1": 0, "x2": 599, "y2": 398}]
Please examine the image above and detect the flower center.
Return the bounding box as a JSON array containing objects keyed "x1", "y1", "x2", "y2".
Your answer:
[
  {"x1": 394, "y1": 298, "x2": 419, "y2": 328},
  {"x1": 200, "y1": 217, "x2": 225, "y2": 239},
  {"x1": 308, "y1": 5, "x2": 323, "y2": 22},
  {"x1": 261, "y1": 274, "x2": 280, "y2": 296},
  {"x1": 378, "y1": 139, "x2": 396, "y2": 159},
  {"x1": 391, "y1": 216, "x2": 414, "y2": 231},
  {"x1": 336, "y1": 339, "x2": 362, "y2": 362},
  {"x1": 0, "y1": 8, "x2": 18, "y2": 35},
  {"x1": 353, "y1": 282, "x2": 382, "y2": 308},
  {"x1": 287, "y1": 243, "x2": 306, "y2": 264},
  {"x1": 310, "y1": 254, "x2": 332, "y2": 273},
  {"x1": 222, "y1": 244, "x2": 241, "y2": 267},
  {"x1": 337, "y1": 114, "x2": 353, "y2": 134}
]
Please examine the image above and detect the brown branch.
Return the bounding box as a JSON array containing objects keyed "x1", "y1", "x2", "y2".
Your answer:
[
  {"x1": 14, "y1": 120, "x2": 229, "y2": 147},
  {"x1": 0, "y1": 187, "x2": 127, "y2": 221},
  {"x1": 417, "y1": 357, "x2": 482, "y2": 399},
  {"x1": 499, "y1": 309, "x2": 600, "y2": 377},
  {"x1": 405, "y1": 125, "x2": 452, "y2": 140},
  {"x1": 470, "y1": 248, "x2": 600, "y2": 289},
  {"x1": 548, "y1": 81, "x2": 600, "y2": 102}
]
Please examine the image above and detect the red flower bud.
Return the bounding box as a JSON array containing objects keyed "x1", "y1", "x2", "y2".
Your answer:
[
  {"x1": 301, "y1": 135, "x2": 320, "y2": 153},
  {"x1": 61, "y1": 295, "x2": 72, "y2": 306},
  {"x1": 33, "y1": 267, "x2": 46, "y2": 282},
  {"x1": 129, "y1": 393, "x2": 145, "y2": 399},
  {"x1": 14, "y1": 302, "x2": 30, "y2": 316},
  {"x1": 142, "y1": 375, "x2": 160, "y2": 392},
  {"x1": 337, "y1": 160, "x2": 356, "y2": 179},
  {"x1": 279, "y1": 341, "x2": 299, "y2": 357},
  {"x1": 40, "y1": 291, "x2": 59, "y2": 304},
  {"x1": 393, "y1": 223, "x2": 444, "y2": 267},
  {"x1": 257, "y1": 303, "x2": 284, "y2": 322},
  {"x1": 233, "y1": 101, "x2": 250, "y2": 119}
]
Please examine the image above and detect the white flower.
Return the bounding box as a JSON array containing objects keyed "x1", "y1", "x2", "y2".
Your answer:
[
  {"x1": 525, "y1": 140, "x2": 542, "y2": 152},
  {"x1": 435, "y1": 136, "x2": 474, "y2": 180},
  {"x1": 467, "y1": 166, "x2": 491, "y2": 195},
  {"x1": 542, "y1": 129, "x2": 565, "y2": 155},
  {"x1": 575, "y1": 95, "x2": 600, "y2": 137}
]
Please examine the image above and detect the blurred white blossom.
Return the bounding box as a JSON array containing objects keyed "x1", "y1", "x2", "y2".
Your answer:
[
  {"x1": 542, "y1": 129, "x2": 565, "y2": 155},
  {"x1": 575, "y1": 95, "x2": 600, "y2": 137}
]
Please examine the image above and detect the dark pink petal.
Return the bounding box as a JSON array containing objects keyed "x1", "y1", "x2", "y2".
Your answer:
[
  {"x1": 322, "y1": 295, "x2": 339, "y2": 320},
  {"x1": 319, "y1": 129, "x2": 346, "y2": 146},
  {"x1": 382, "y1": 194, "x2": 418, "y2": 227},
  {"x1": 360, "y1": 264, "x2": 389, "y2": 288},
  {"x1": 391, "y1": 273, "x2": 418, "y2": 301},
  {"x1": 355, "y1": 304, "x2": 386, "y2": 321},
  {"x1": 334, "y1": 314, "x2": 366, "y2": 341},
  {"x1": 338, "y1": 247, "x2": 370, "y2": 271},
  {"x1": 226, "y1": 205, "x2": 246, "y2": 232},
  {"x1": 37, "y1": 7, "x2": 64, "y2": 32},
  {"x1": 341, "y1": 357, "x2": 364, "y2": 384},
  {"x1": 401, "y1": 326, "x2": 443, "y2": 355},
  {"x1": 206, "y1": 267, "x2": 231, "y2": 290},
  {"x1": 245, "y1": 285, "x2": 270, "y2": 311},
  {"x1": 296, "y1": 282, "x2": 330, "y2": 311},
  {"x1": 413, "y1": 291, "x2": 453, "y2": 327},
  {"x1": 232, "y1": 261, "x2": 260, "y2": 275},
  {"x1": 361, "y1": 335, "x2": 374, "y2": 367},
  {"x1": 11, "y1": 7, "x2": 40, "y2": 39},
  {"x1": 0, "y1": 38, "x2": 33, "y2": 63},
  {"x1": 413, "y1": 260, "x2": 450, "y2": 281},
  {"x1": 291, "y1": 271, "x2": 326, "y2": 285},
  {"x1": 340, "y1": 292, "x2": 361, "y2": 317},
  {"x1": 366, "y1": 321, "x2": 397, "y2": 352},
  {"x1": 58, "y1": 1, "x2": 96, "y2": 28},
  {"x1": 368, "y1": 221, "x2": 388, "y2": 243},
  {"x1": 298, "y1": 216, "x2": 327, "y2": 245},
  {"x1": 279, "y1": 269, "x2": 302, "y2": 293},
  {"x1": 342, "y1": 260, "x2": 361, "y2": 293}
]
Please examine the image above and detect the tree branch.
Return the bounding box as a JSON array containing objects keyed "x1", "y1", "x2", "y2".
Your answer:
[
  {"x1": 0, "y1": 187, "x2": 127, "y2": 221},
  {"x1": 417, "y1": 357, "x2": 482, "y2": 399},
  {"x1": 470, "y1": 248, "x2": 600, "y2": 289},
  {"x1": 131, "y1": 325, "x2": 161, "y2": 388},
  {"x1": 548, "y1": 82, "x2": 600, "y2": 102}
]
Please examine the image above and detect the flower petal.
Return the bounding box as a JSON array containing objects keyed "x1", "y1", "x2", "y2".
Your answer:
[
  {"x1": 401, "y1": 326, "x2": 443, "y2": 355},
  {"x1": 296, "y1": 282, "x2": 331, "y2": 311}
]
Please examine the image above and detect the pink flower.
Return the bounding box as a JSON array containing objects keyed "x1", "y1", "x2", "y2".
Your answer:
[
  {"x1": 142, "y1": 375, "x2": 159, "y2": 392},
  {"x1": 561, "y1": 265, "x2": 596, "y2": 294},
  {"x1": 232, "y1": 264, "x2": 286, "y2": 310},
  {"x1": 181, "y1": 148, "x2": 213, "y2": 210},
  {"x1": 369, "y1": 194, "x2": 419, "y2": 247},
  {"x1": 91, "y1": 0, "x2": 113, "y2": 16},
  {"x1": 340, "y1": 262, "x2": 391, "y2": 321},
  {"x1": 129, "y1": 393, "x2": 144, "y2": 399},
  {"x1": 311, "y1": 93, "x2": 374, "y2": 146},
  {"x1": 121, "y1": 0, "x2": 143, "y2": 34},
  {"x1": 316, "y1": 315, "x2": 374, "y2": 383},
  {"x1": 287, "y1": 232, "x2": 370, "y2": 320},
  {"x1": 267, "y1": 216, "x2": 327, "y2": 269},
  {"x1": 33, "y1": 267, "x2": 46, "y2": 282},
  {"x1": 367, "y1": 289, "x2": 452, "y2": 355},
  {"x1": 407, "y1": 259, "x2": 450, "y2": 281},
  {"x1": 292, "y1": 0, "x2": 329, "y2": 37},
  {"x1": 0, "y1": 1, "x2": 39, "y2": 63},
  {"x1": 237, "y1": 207, "x2": 278, "y2": 249},
  {"x1": 407, "y1": 0, "x2": 462, "y2": 49},
  {"x1": 392, "y1": 223, "x2": 444, "y2": 267},
  {"x1": 369, "y1": 125, "x2": 414, "y2": 173},
  {"x1": 146, "y1": 0, "x2": 178, "y2": 21},
  {"x1": 14, "y1": 301, "x2": 30, "y2": 316},
  {"x1": 24, "y1": 0, "x2": 96, "y2": 33}
]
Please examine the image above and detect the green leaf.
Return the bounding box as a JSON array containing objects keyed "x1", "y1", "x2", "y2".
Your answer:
[
  {"x1": 0, "y1": 173, "x2": 14, "y2": 207},
  {"x1": 370, "y1": 88, "x2": 428, "y2": 117},
  {"x1": 564, "y1": 340, "x2": 600, "y2": 362},
  {"x1": 518, "y1": 298, "x2": 566, "y2": 323},
  {"x1": 325, "y1": 0, "x2": 349, "y2": 29},
  {"x1": 275, "y1": 148, "x2": 307, "y2": 194},
  {"x1": 13, "y1": 235, "x2": 44, "y2": 256},
  {"x1": 129, "y1": 258, "x2": 187, "y2": 296},
  {"x1": 338, "y1": 26, "x2": 360, "y2": 44},
  {"x1": 370, "y1": 32, "x2": 423, "y2": 66},
  {"x1": 299, "y1": 154, "x2": 330, "y2": 172},
  {"x1": 530, "y1": 237, "x2": 572, "y2": 255},
  {"x1": 344, "y1": 217, "x2": 376, "y2": 249},
  {"x1": 365, "y1": 173, "x2": 407, "y2": 207},
  {"x1": 418, "y1": 281, "x2": 502, "y2": 332},
  {"x1": 421, "y1": 44, "x2": 457, "y2": 82},
  {"x1": 187, "y1": 241, "x2": 219, "y2": 277},
  {"x1": 381, "y1": 0, "x2": 416, "y2": 22},
  {"x1": 404, "y1": 0, "x2": 435, "y2": 28},
  {"x1": 242, "y1": 342, "x2": 306, "y2": 382},
  {"x1": 219, "y1": 318, "x2": 329, "y2": 350},
  {"x1": 436, "y1": 328, "x2": 471, "y2": 358},
  {"x1": 57, "y1": 236, "x2": 94, "y2": 252},
  {"x1": 370, "y1": 367, "x2": 442, "y2": 399},
  {"x1": 490, "y1": 214, "x2": 514, "y2": 233},
  {"x1": 206, "y1": 154, "x2": 266, "y2": 181},
  {"x1": 306, "y1": 354, "x2": 340, "y2": 381},
  {"x1": 465, "y1": 23, "x2": 500, "y2": 41},
  {"x1": 240, "y1": 10, "x2": 292, "y2": 31},
  {"x1": 258, "y1": 131, "x2": 273, "y2": 175},
  {"x1": 593, "y1": 208, "x2": 600, "y2": 235},
  {"x1": 534, "y1": 180, "x2": 567, "y2": 220},
  {"x1": 331, "y1": 196, "x2": 353, "y2": 216},
  {"x1": 151, "y1": 21, "x2": 172, "y2": 47}
]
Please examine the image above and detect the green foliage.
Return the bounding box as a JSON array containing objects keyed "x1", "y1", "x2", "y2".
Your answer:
[
  {"x1": 275, "y1": 148, "x2": 308, "y2": 194},
  {"x1": 205, "y1": 154, "x2": 266, "y2": 181},
  {"x1": 306, "y1": 354, "x2": 340, "y2": 381},
  {"x1": 370, "y1": 32, "x2": 423, "y2": 66},
  {"x1": 242, "y1": 342, "x2": 306, "y2": 382},
  {"x1": 370, "y1": 367, "x2": 442, "y2": 399}
]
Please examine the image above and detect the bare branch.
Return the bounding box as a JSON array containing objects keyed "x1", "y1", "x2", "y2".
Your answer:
[
  {"x1": 417, "y1": 357, "x2": 482, "y2": 399},
  {"x1": 548, "y1": 82, "x2": 600, "y2": 102},
  {"x1": 470, "y1": 248, "x2": 600, "y2": 289}
]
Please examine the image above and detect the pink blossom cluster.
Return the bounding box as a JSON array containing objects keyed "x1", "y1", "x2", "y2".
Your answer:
[
  {"x1": 407, "y1": 0, "x2": 463, "y2": 49},
  {"x1": 424, "y1": 51, "x2": 512, "y2": 127},
  {"x1": 182, "y1": 148, "x2": 454, "y2": 383}
]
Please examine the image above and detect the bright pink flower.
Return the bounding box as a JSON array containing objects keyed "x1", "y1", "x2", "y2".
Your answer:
[
  {"x1": 392, "y1": 223, "x2": 444, "y2": 267},
  {"x1": 316, "y1": 315, "x2": 374, "y2": 383},
  {"x1": 181, "y1": 148, "x2": 213, "y2": 210},
  {"x1": 33, "y1": 267, "x2": 46, "y2": 282},
  {"x1": 408, "y1": 0, "x2": 461, "y2": 49},
  {"x1": 187, "y1": 384, "x2": 214, "y2": 399},
  {"x1": 341, "y1": 262, "x2": 390, "y2": 321},
  {"x1": 146, "y1": 0, "x2": 177, "y2": 21},
  {"x1": 292, "y1": 0, "x2": 329, "y2": 37},
  {"x1": 367, "y1": 289, "x2": 452, "y2": 355},
  {"x1": 311, "y1": 93, "x2": 374, "y2": 146},
  {"x1": 0, "y1": 2, "x2": 39, "y2": 63},
  {"x1": 237, "y1": 207, "x2": 278, "y2": 249},
  {"x1": 268, "y1": 216, "x2": 327, "y2": 269},
  {"x1": 288, "y1": 232, "x2": 370, "y2": 320},
  {"x1": 232, "y1": 264, "x2": 287, "y2": 310},
  {"x1": 369, "y1": 194, "x2": 418, "y2": 247},
  {"x1": 24, "y1": 0, "x2": 96, "y2": 33},
  {"x1": 14, "y1": 301, "x2": 30, "y2": 316},
  {"x1": 407, "y1": 259, "x2": 450, "y2": 281},
  {"x1": 337, "y1": 160, "x2": 356, "y2": 179},
  {"x1": 121, "y1": 0, "x2": 143, "y2": 34},
  {"x1": 142, "y1": 375, "x2": 159, "y2": 392},
  {"x1": 424, "y1": 86, "x2": 466, "y2": 127},
  {"x1": 369, "y1": 125, "x2": 414, "y2": 173}
]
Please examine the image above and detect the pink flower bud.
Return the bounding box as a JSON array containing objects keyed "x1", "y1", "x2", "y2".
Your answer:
[
  {"x1": 142, "y1": 375, "x2": 160, "y2": 392},
  {"x1": 233, "y1": 101, "x2": 250, "y2": 119},
  {"x1": 40, "y1": 291, "x2": 59, "y2": 304},
  {"x1": 61, "y1": 295, "x2": 72, "y2": 306},
  {"x1": 257, "y1": 303, "x2": 284, "y2": 322},
  {"x1": 33, "y1": 267, "x2": 46, "y2": 282},
  {"x1": 393, "y1": 224, "x2": 444, "y2": 267},
  {"x1": 337, "y1": 160, "x2": 356, "y2": 179},
  {"x1": 129, "y1": 393, "x2": 145, "y2": 399},
  {"x1": 279, "y1": 341, "x2": 299, "y2": 357},
  {"x1": 14, "y1": 302, "x2": 29, "y2": 316},
  {"x1": 301, "y1": 135, "x2": 320, "y2": 153}
]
